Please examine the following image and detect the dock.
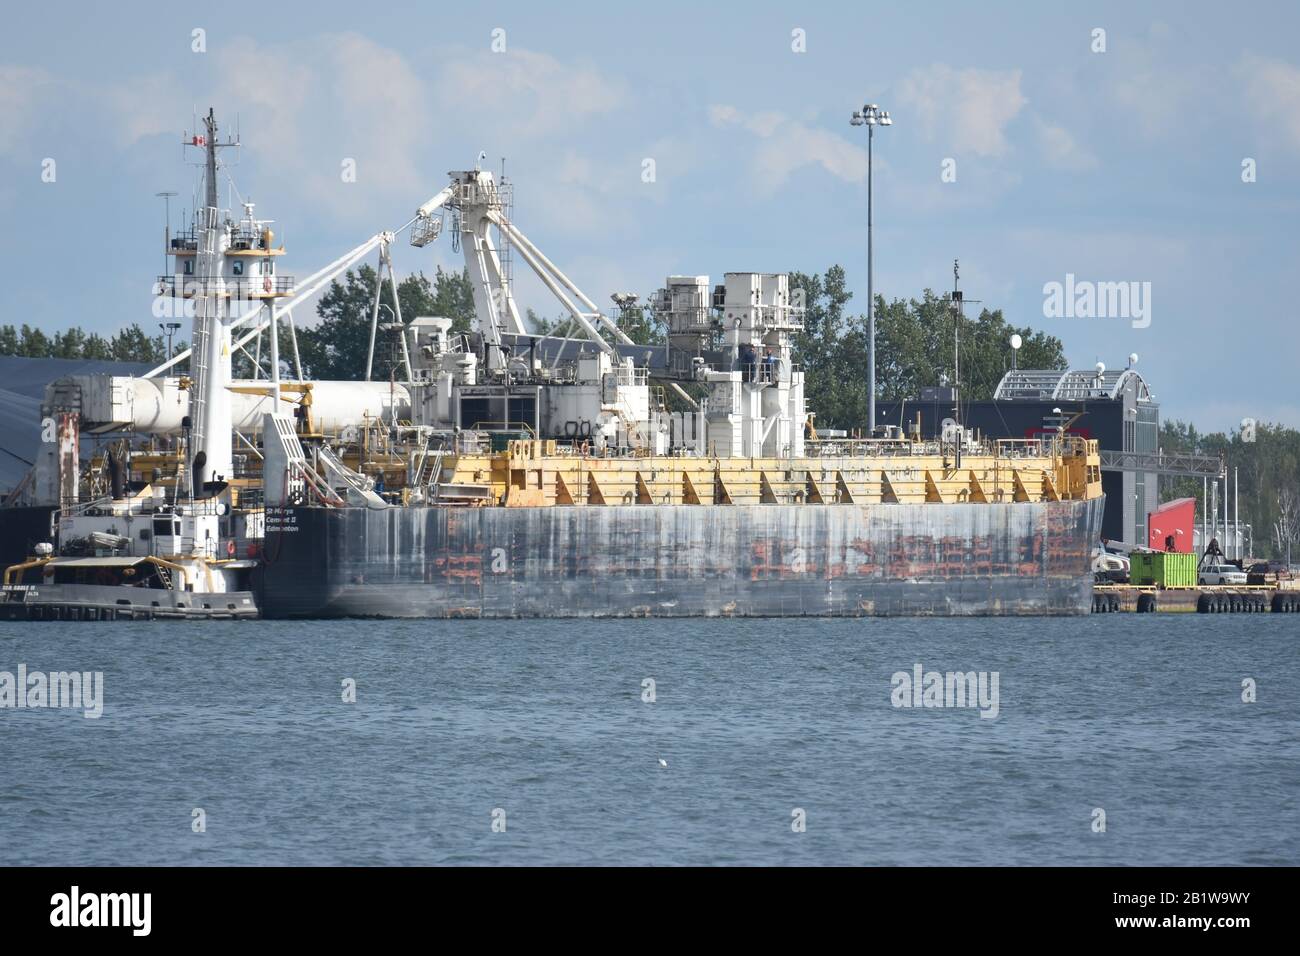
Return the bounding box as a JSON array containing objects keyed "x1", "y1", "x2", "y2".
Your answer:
[{"x1": 1092, "y1": 584, "x2": 1300, "y2": 613}]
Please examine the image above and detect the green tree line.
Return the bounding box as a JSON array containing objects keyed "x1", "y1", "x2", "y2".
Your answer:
[
  {"x1": 294, "y1": 264, "x2": 475, "y2": 380},
  {"x1": 1160, "y1": 420, "x2": 1300, "y2": 561},
  {"x1": 0, "y1": 323, "x2": 176, "y2": 364},
  {"x1": 789, "y1": 265, "x2": 1067, "y2": 430}
]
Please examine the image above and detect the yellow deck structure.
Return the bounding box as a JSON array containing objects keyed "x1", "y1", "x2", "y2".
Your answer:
[
  {"x1": 114, "y1": 433, "x2": 1100, "y2": 510},
  {"x1": 429, "y1": 437, "x2": 1102, "y2": 508}
]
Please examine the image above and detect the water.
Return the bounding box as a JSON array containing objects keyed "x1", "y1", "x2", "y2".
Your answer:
[{"x1": 1, "y1": 615, "x2": 1295, "y2": 866}]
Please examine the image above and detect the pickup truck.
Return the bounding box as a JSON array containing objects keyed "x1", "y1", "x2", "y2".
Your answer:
[{"x1": 1199, "y1": 564, "x2": 1248, "y2": 586}]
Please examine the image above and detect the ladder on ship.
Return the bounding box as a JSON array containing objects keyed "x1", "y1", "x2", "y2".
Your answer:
[
  {"x1": 408, "y1": 439, "x2": 446, "y2": 499},
  {"x1": 189, "y1": 305, "x2": 211, "y2": 450},
  {"x1": 422, "y1": 447, "x2": 445, "y2": 498}
]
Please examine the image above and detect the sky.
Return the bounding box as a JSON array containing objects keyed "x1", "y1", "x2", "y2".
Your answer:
[{"x1": 1, "y1": 0, "x2": 1298, "y2": 431}]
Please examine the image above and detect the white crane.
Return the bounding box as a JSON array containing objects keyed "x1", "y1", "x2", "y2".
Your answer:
[{"x1": 408, "y1": 162, "x2": 697, "y2": 405}]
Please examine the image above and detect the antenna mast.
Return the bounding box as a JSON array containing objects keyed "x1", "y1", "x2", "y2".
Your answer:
[
  {"x1": 947, "y1": 259, "x2": 979, "y2": 461},
  {"x1": 184, "y1": 108, "x2": 241, "y2": 493}
]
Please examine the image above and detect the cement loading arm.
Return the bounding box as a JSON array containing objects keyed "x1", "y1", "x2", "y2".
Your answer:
[{"x1": 409, "y1": 165, "x2": 698, "y2": 408}]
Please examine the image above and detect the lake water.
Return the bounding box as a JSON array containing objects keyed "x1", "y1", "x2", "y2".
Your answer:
[{"x1": 1, "y1": 615, "x2": 1295, "y2": 865}]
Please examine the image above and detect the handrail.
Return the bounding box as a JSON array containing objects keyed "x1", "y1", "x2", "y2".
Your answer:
[
  {"x1": 469, "y1": 421, "x2": 536, "y2": 437},
  {"x1": 156, "y1": 275, "x2": 296, "y2": 297},
  {"x1": 3, "y1": 556, "x2": 54, "y2": 586}
]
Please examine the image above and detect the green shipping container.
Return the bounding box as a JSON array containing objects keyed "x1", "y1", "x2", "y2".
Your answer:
[
  {"x1": 1131, "y1": 551, "x2": 1197, "y2": 588},
  {"x1": 1130, "y1": 553, "x2": 1156, "y2": 586}
]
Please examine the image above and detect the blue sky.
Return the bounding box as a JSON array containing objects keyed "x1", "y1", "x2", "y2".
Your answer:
[{"x1": 2, "y1": 1, "x2": 1298, "y2": 430}]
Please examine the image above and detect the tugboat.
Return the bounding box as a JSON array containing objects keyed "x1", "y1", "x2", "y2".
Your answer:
[
  {"x1": 0, "y1": 110, "x2": 265, "y2": 621},
  {"x1": 0, "y1": 435, "x2": 259, "y2": 620},
  {"x1": 1, "y1": 513, "x2": 258, "y2": 621}
]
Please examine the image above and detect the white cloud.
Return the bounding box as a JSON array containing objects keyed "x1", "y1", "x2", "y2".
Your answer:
[
  {"x1": 211, "y1": 34, "x2": 428, "y2": 207},
  {"x1": 1103, "y1": 25, "x2": 1201, "y2": 140},
  {"x1": 525, "y1": 150, "x2": 613, "y2": 235},
  {"x1": 1237, "y1": 53, "x2": 1300, "y2": 153},
  {"x1": 1035, "y1": 118, "x2": 1098, "y2": 171},
  {"x1": 88, "y1": 33, "x2": 430, "y2": 221},
  {"x1": 0, "y1": 65, "x2": 52, "y2": 156},
  {"x1": 709, "y1": 104, "x2": 867, "y2": 193},
  {"x1": 436, "y1": 48, "x2": 623, "y2": 137},
  {"x1": 102, "y1": 72, "x2": 198, "y2": 147},
  {"x1": 208, "y1": 36, "x2": 316, "y2": 158},
  {"x1": 896, "y1": 65, "x2": 1027, "y2": 156}
]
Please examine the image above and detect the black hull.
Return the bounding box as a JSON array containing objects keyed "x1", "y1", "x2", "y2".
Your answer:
[
  {"x1": 259, "y1": 498, "x2": 1106, "y2": 619},
  {"x1": 0, "y1": 506, "x2": 55, "y2": 568}
]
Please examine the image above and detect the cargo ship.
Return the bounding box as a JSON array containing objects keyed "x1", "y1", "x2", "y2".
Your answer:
[{"x1": 0, "y1": 111, "x2": 1104, "y2": 620}]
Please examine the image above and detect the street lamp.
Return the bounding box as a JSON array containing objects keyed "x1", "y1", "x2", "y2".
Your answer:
[
  {"x1": 849, "y1": 103, "x2": 892, "y2": 434},
  {"x1": 159, "y1": 321, "x2": 181, "y2": 359},
  {"x1": 155, "y1": 190, "x2": 178, "y2": 277}
]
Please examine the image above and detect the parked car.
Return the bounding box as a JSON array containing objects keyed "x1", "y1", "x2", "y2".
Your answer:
[
  {"x1": 1199, "y1": 564, "x2": 1248, "y2": 586},
  {"x1": 1246, "y1": 561, "x2": 1285, "y2": 585},
  {"x1": 1092, "y1": 548, "x2": 1129, "y2": 584}
]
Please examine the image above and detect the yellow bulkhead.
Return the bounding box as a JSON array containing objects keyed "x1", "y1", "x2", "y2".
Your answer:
[{"x1": 432, "y1": 438, "x2": 1103, "y2": 507}]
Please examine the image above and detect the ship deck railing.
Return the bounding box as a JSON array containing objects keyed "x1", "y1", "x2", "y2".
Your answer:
[
  {"x1": 155, "y1": 275, "x2": 296, "y2": 298},
  {"x1": 798, "y1": 436, "x2": 1091, "y2": 461},
  {"x1": 435, "y1": 435, "x2": 1091, "y2": 462}
]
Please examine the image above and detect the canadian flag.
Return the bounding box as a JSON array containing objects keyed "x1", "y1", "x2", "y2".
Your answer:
[{"x1": 192, "y1": 135, "x2": 206, "y2": 146}]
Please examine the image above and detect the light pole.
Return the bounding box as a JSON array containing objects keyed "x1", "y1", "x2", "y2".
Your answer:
[
  {"x1": 155, "y1": 191, "x2": 178, "y2": 277},
  {"x1": 159, "y1": 321, "x2": 181, "y2": 359},
  {"x1": 850, "y1": 103, "x2": 891, "y2": 435}
]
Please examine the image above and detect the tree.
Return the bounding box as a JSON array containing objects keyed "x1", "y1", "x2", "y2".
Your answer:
[
  {"x1": 613, "y1": 302, "x2": 665, "y2": 346},
  {"x1": 81, "y1": 333, "x2": 113, "y2": 360},
  {"x1": 428, "y1": 266, "x2": 475, "y2": 333},
  {"x1": 874, "y1": 291, "x2": 1067, "y2": 404},
  {"x1": 109, "y1": 324, "x2": 166, "y2": 363},
  {"x1": 1161, "y1": 418, "x2": 1300, "y2": 560},
  {"x1": 232, "y1": 319, "x2": 293, "y2": 380},
  {"x1": 19, "y1": 324, "x2": 51, "y2": 357},
  {"x1": 789, "y1": 266, "x2": 854, "y2": 427},
  {"x1": 51, "y1": 327, "x2": 87, "y2": 358},
  {"x1": 526, "y1": 308, "x2": 558, "y2": 335},
  {"x1": 788, "y1": 268, "x2": 1067, "y2": 430},
  {"x1": 0, "y1": 322, "x2": 167, "y2": 362},
  {"x1": 1275, "y1": 488, "x2": 1299, "y2": 567},
  {"x1": 297, "y1": 265, "x2": 476, "y2": 380}
]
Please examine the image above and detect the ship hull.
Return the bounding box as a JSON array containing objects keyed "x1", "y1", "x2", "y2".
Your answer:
[
  {"x1": 0, "y1": 506, "x2": 56, "y2": 569},
  {"x1": 259, "y1": 497, "x2": 1105, "y2": 618},
  {"x1": 0, "y1": 584, "x2": 259, "y2": 621}
]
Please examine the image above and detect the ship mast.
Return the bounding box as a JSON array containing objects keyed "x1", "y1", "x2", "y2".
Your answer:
[{"x1": 187, "y1": 109, "x2": 239, "y2": 494}]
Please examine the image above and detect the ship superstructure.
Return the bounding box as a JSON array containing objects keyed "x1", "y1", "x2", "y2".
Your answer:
[{"x1": 0, "y1": 111, "x2": 1104, "y2": 620}]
